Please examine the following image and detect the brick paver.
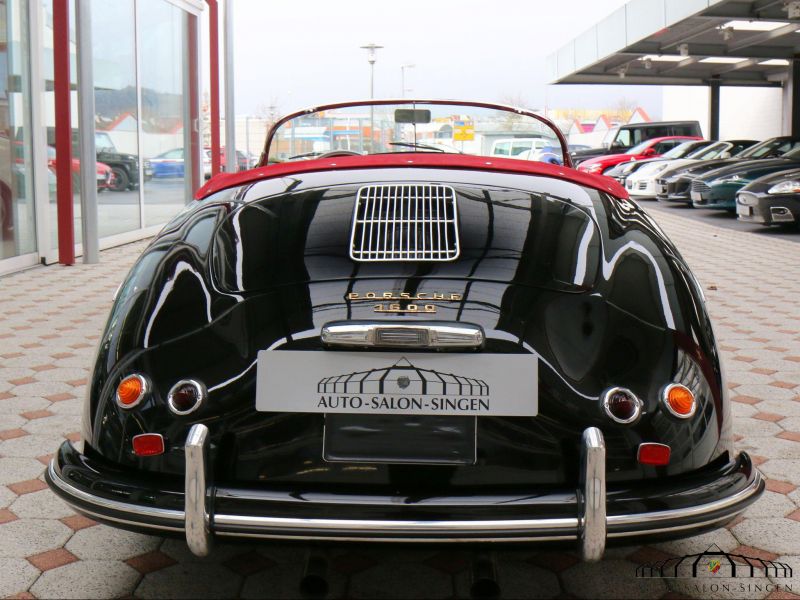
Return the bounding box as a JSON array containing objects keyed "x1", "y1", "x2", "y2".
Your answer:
[{"x1": 0, "y1": 205, "x2": 798, "y2": 598}]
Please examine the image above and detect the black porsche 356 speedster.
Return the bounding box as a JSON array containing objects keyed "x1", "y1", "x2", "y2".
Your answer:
[{"x1": 46, "y1": 100, "x2": 763, "y2": 561}]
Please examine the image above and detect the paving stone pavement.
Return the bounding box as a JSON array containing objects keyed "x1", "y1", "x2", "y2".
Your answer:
[{"x1": 1, "y1": 205, "x2": 799, "y2": 599}]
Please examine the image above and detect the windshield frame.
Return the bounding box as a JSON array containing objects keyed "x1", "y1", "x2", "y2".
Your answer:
[{"x1": 259, "y1": 99, "x2": 572, "y2": 168}]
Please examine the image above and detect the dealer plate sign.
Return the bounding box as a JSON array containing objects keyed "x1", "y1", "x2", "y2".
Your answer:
[{"x1": 256, "y1": 351, "x2": 538, "y2": 416}]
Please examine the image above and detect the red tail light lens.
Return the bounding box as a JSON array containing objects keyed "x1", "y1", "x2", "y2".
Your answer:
[
  {"x1": 637, "y1": 443, "x2": 671, "y2": 466},
  {"x1": 602, "y1": 387, "x2": 642, "y2": 424},
  {"x1": 132, "y1": 433, "x2": 165, "y2": 457},
  {"x1": 167, "y1": 380, "x2": 207, "y2": 415}
]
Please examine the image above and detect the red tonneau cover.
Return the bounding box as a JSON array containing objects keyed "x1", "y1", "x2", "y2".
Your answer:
[{"x1": 194, "y1": 153, "x2": 628, "y2": 200}]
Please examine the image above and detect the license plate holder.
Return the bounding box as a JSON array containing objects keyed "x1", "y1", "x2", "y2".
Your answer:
[
  {"x1": 256, "y1": 350, "x2": 538, "y2": 417},
  {"x1": 690, "y1": 191, "x2": 704, "y2": 202},
  {"x1": 323, "y1": 413, "x2": 476, "y2": 464}
]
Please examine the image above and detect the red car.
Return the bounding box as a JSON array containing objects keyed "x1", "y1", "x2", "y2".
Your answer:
[
  {"x1": 577, "y1": 136, "x2": 702, "y2": 176},
  {"x1": 47, "y1": 146, "x2": 115, "y2": 192}
]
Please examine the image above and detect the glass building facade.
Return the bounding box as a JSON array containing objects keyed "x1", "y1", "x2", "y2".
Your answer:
[{"x1": 0, "y1": 0, "x2": 202, "y2": 275}]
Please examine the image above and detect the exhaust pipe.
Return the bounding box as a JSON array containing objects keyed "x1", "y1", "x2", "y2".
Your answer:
[
  {"x1": 470, "y1": 551, "x2": 500, "y2": 599},
  {"x1": 299, "y1": 549, "x2": 329, "y2": 599}
]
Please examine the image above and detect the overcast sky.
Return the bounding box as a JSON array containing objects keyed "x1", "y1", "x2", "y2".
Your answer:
[{"x1": 228, "y1": 0, "x2": 664, "y2": 119}]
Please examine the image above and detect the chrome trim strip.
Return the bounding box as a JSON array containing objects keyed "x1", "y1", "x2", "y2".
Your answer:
[
  {"x1": 321, "y1": 321, "x2": 484, "y2": 349},
  {"x1": 60, "y1": 502, "x2": 185, "y2": 533},
  {"x1": 216, "y1": 532, "x2": 577, "y2": 543},
  {"x1": 607, "y1": 469, "x2": 763, "y2": 531},
  {"x1": 580, "y1": 427, "x2": 606, "y2": 561},
  {"x1": 47, "y1": 455, "x2": 763, "y2": 546},
  {"x1": 46, "y1": 460, "x2": 185, "y2": 526},
  {"x1": 185, "y1": 424, "x2": 212, "y2": 556},
  {"x1": 213, "y1": 514, "x2": 579, "y2": 535}
]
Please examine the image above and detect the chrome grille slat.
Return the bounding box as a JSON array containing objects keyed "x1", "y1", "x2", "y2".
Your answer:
[{"x1": 350, "y1": 184, "x2": 459, "y2": 262}]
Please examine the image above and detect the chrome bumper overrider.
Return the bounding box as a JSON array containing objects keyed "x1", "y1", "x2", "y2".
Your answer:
[{"x1": 47, "y1": 425, "x2": 764, "y2": 562}]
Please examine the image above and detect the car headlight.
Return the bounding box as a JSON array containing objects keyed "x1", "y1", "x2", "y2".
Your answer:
[
  {"x1": 712, "y1": 174, "x2": 743, "y2": 185},
  {"x1": 767, "y1": 180, "x2": 800, "y2": 194},
  {"x1": 651, "y1": 163, "x2": 670, "y2": 174},
  {"x1": 585, "y1": 163, "x2": 604, "y2": 174}
]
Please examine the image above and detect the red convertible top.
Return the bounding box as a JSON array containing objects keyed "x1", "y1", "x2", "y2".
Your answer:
[{"x1": 195, "y1": 153, "x2": 629, "y2": 201}]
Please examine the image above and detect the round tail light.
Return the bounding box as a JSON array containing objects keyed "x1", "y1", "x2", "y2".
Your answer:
[
  {"x1": 167, "y1": 380, "x2": 207, "y2": 415},
  {"x1": 661, "y1": 383, "x2": 696, "y2": 418},
  {"x1": 116, "y1": 374, "x2": 148, "y2": 409},
  {"x1": 602, "y1": 387, "x2": 642, "y2": 424}
]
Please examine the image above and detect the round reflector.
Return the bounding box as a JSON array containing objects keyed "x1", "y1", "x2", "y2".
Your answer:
[
  {"x1": 601, "y1": 387, "x2": 642, "y2": 424},
  {"x1": 167, "y1": 379, "x2": 206, "y2": 415},
  {"x1": 116, "y1": 374, "x2": 147, "y2": 409},
  {"x1": 661, "y1": 383, "x2": 696, "y2": 418}
]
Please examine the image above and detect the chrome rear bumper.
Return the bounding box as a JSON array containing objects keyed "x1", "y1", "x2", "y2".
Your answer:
[{"x1": 46, "y1": 425, "x2": 763, "y2": 562}]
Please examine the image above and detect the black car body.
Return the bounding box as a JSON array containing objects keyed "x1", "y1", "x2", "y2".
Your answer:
[
  {"x1": 736, "y1": 168, "x2": 800, "y2": 226},
  {"x1": 94, "y1": 132, "x2": 153, "y2": 191},
  {"x1": 571, "y1": 120, "x2": 702, "y2": 164},
  {"x1": 690, "y1": 150, "x2": 800, "y2": 210},
  {"x1": 656, "y1": 137, "x2": 800, "y2": 203},
  {"x1": 46, "y1": 100, "x2": 763, "y2": 561}
]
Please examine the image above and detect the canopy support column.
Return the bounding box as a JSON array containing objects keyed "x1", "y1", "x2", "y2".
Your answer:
[
  {"x1": 708, "y1": 78, "x2": 720, "y2": 140},
  {"x1": 789, "y1": 59, "x2": 800, "y2": 138}
]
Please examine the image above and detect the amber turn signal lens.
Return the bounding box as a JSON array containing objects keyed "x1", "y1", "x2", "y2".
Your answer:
[
  {"x1": 661, "y1": 383, "x2": 696, "y2": 418},
  {"x1": 116, "y1": 374, "x2": 147, "y2": 408}
]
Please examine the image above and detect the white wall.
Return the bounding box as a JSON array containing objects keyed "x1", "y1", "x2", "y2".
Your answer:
[{"x1": 662, "y1": 86, "x2": 783, "y2": 140}]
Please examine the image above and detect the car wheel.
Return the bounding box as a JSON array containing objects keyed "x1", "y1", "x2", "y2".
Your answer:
[{"x1": 111, "y1": 168, "x2": 129, "y2": 192}]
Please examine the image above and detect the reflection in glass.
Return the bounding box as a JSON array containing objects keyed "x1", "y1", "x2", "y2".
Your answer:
[
  {"x1": 139, "y1": 0, "x2": 190, "y2": 228},
  {"x1": 0, "y1": 0, "x2": 35, "y2": 259},
  {"x1": 91, "y1": 0, "x2": 141, "y2": 237}
]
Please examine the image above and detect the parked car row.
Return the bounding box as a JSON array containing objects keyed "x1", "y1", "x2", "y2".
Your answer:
[
  {"x1": 583, "y1": 135, "x2": 800, "y2": 230},
  {"x1": 149, "y1": 147, "x2": 249, "y2": 180}
]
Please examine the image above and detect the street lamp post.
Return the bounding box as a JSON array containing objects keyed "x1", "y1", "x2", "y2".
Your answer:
[
  {"x1": 360, "y1": 43, "x2": 382, "y2": 151},
  {"x1": 360, "y1": 43, "x2": 383, "y2": 98},
  {"x1": 401, "y1": 63, "x2": 415, "y2": 98}
]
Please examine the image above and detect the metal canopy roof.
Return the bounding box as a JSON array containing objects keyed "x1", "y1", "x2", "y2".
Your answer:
[{"x1": 548, "y1": 0, "x2": 800, "y2": 87}]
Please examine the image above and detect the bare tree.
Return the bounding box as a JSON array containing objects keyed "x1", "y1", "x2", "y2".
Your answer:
[{"x1": 608, "y1": 98, "x2": 638, "y2": 123}]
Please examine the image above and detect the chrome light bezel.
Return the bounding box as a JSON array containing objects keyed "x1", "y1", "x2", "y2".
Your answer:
[
  {"x1": 115, "y1": 374, "x2": 149, "y2": 410},
  {"x1": 660, "y1": 383, "x2": 697, "y2": 419},
  {"x1": 601, "y1": 387, "x2": 643, "y2": 424},
  {"x1": 167, "y1": 379, "x2": 207, "y2": 416}
]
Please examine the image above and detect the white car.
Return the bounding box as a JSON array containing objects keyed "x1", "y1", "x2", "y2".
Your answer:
[
  {"x1": 490, "y1": 137, "x2": 548, "y2": 158},
  {"x1": 624, "y1": 140, "x2": 754, "y2": 198},
  {"x1": 513, "y1": 147, "x2": 563, "y2": 165}
]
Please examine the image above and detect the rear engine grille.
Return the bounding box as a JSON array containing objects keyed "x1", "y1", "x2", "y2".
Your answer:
[
  {"x1": 691, "y1": 179, "x2": 711, "y2": 194},
  {"x1": 349, "y1": 184, "x2": 459, "y2": 262}
]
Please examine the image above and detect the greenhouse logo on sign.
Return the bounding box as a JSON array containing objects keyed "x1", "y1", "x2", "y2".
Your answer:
[
  {"x1": 635, "y1": 544, "x2": 793, "y2": 597},
  {"x1": 256, "y1": 350, "x2": 538, "y2": 416},
  {"x1": 316, "y1": 357, "x2": 490, "y2": 413}
]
